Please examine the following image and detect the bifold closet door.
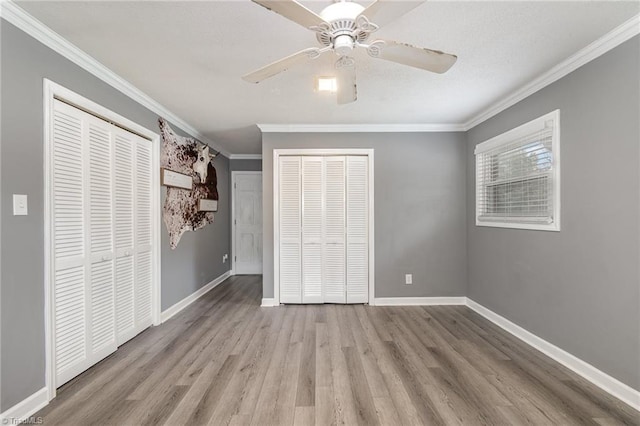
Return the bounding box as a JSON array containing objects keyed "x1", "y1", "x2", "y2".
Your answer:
[
  {"x1": 278, "y1": 155, "x2": 366, "y2": 304},
  {"x1": 113, "y1": 128, "x2": 154, "y2": 345},
  {"x1": 301, "y1": 157, "x2": 323, "y2": 303},
  {"x1": 346, "y1": 156, "x2": 369, "y2": 303},
  {"x1": 323, "y1": 157, "x2": 346, "y2": 304},
  {"x1": 52, "y1": 100, "x2": 117, "y2": 386},
  {"x1": 52, "y1": 100, "x2": 153, "y2": 387},
  {"x1": 134, "y1": 137, "x2": 153, "y2": 329},
  {"x1": 278, "y1": 157, "x2": 302, "y2": 304}
]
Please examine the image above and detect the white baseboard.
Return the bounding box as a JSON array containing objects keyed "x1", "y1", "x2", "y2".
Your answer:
[
  {"x1": 161, "y1": 270, "x2": 231, "y2": 323},
  {"x1": 261, "y1": 298, "x2": 276, "y2": 307},
  {"x1": 374, "y1": 297, "x2": 467, "y2": 306},
  {"x1": 0, "y1": 387, "x2": 48, "y2": 424},
  {"x1": 466, "y1": 298, "x2": 640, "y2": 411}
]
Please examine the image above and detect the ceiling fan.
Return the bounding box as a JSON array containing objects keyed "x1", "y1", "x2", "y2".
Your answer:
[{"x1": 242, "y1": 0, "x2": 457, "y2": 104}]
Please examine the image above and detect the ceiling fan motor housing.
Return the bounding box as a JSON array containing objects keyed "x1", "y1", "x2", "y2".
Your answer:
[{"x1": 317, "y1": 1, "x2": 369, "y2": 53}]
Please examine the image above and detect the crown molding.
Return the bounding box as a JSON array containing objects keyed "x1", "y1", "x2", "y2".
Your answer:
[
  {"x1": 0, "y1": 1, "x2": 231, "y2": 158},
  {"x1": 463, "y1": 13, "x2": 640, "y2": 131},
  {"x1": 228, "y1": 154, "x2": 263, "y2": 160},
  {"x1": 257, "y1": 123, "x2": 466, "y2": 133},
  {"x1": 2, "y1": 1, "x2": 636, "y2": 149}
]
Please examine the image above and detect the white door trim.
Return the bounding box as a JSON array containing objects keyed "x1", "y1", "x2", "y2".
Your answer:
[
  {"x1": 43, "y1": 79, "x2": 162, "y2": 402},
  {"x1": 272, "y1": 149, "x2": 375, "y2": 306},
  {"x1": 231, "y1": 170, "x2": 263, "y2": 275}
]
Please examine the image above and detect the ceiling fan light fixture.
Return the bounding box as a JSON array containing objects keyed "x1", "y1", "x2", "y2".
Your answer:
[
  {"x1": 320, "y1": 1, "x2": 365, "y2": 23},
  {"x1": 334, "y1": 34, "x2": 355, "y2": 56},
  {"x1": 315, "y1": 76, "x2": 337, "y2": 93}
]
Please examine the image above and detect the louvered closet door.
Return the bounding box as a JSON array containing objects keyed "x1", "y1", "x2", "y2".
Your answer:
[
  {"x1": 279, "y1": 157, "x2": 302, "y2": 303},
  {"x1": 52, "y1": 99, "x2": 154, "y2": 387},
  {"x1": 52, "y1": 101, "x2": 90, "y2": 385},
  {"x1": 52, "y1": 101, "x2": 118, "y2": 386},
  {"x1": 302, "y1": 157, "x2": 323, "y2": 303},
  {"x1": 113, "y1": 129, "x2": 136, "y2": 345},
  {"x1": 134, "y1": 137, "x2": 153, "y2": 329},
  {"x1": 346, "y1": 156, "x2": 369, "y2": 303},
  {"x1": 323, "y1": 157, "x2": 346, "y2": 303},
  {"x1": 86, "y1": 114, "x2": 117, "y2": 361}
]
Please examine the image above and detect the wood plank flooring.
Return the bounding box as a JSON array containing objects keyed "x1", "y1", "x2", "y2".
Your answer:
[{"x1": 37, "y1": 275, "x2": 639, "y2": 425}]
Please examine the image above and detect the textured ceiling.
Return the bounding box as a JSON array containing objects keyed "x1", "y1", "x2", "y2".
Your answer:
[{"x1": 16, "y1": 1, "x2": 640, "y2": 154}]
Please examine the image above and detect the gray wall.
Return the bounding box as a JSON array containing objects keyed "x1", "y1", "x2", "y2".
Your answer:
[
  {"x1": 262, "y1": 132, "x2": 468, "y2": 300},
  {"x1": 466, "y1": 36, "x2": 640, "y2": 390},
  {"x1": 0, "y1": 20, "x2": 230, "y2": 410},
  {"x1": 230, "y1": 159, "x2": 262, "y2": 172}
]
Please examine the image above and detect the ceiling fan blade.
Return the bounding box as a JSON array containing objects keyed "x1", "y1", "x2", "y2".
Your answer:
[
  {"x1": 368, "y1": 40, "x2": 457, "y2": 74},
  {"x1": 336, "y1": 58, "x2": 357, "y2": 105},
  {"x1": 242, "y1": 48, "x2": 323, "y2": 83},
  {"x1": 357, "y1": 0, "x2": 424, "y2": 28},
  {"x1": 252, "y1": 0, "x2": 327, "y2": 29}
]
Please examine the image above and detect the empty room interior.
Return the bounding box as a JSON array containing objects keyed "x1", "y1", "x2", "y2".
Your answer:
[{"x1": 1, "y1": 0, "x2": 639, "y2": 424}]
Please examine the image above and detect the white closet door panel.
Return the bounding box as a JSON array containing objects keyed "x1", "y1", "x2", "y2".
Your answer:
[
  {"x1": 280, "y1": 243, "x2": 301, "y2": 303},
  {"x1": 52, "y1": 101, "x2": 89, "y2": 385},
  {"x1": 346, "y1": 156, "x2": 369, "y2": 303},
  {"x1": 88, "y1": 121, "x2": 113, "y2": 258},
  {"x1": 90, "y1": 260, "x2": 115, "y2": 352},
  {"x1": 86, "y1": 115, "x2": 117, "y2": 358},
  {"x1": 302, "y1": 157, "x2": 323, "y2": 302},
  {"x1": 302, "y1": 243, "x2": 323, "y2": 303},
  {"x1": 279, "y1": 157, "x2": 302, "y2": 303},
  {"x1": 323, "y1": 243, "x2": 345, "y2": 303},
  {"x1": 52, "y1": 102, "x2": 85, "y2": 270},
  {"x1": 54, "y1": 265, "x2": 86, "y2": 382},
  {"x1": 135, "y1": 139, "x2": 153, "y2": 251},
  {"x1": 134, "y1": 138, "x2": 153, "y2": 329},
  {"x1": 323, "y1": 157, "x2": 346, "y2": 303},
  {"x1": 302, "y1": 157, "x2": 323, "y2": 243},
  {"x1": 136, "y1": 251, "x2": 153, "y2": 326},
  {"x1": 115, "y1": 256, "x2": 135, "y2": 344},
  {"x1": 114, "y1": 133, "x2": 134, "y2": 254}
]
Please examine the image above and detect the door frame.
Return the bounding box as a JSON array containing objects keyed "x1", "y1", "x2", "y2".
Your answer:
[
  {"x1": 43, "y1": 80, "x2": 162, "y2": 401},
  {"x1": 272, "y1": 149, "x2": 375, "y2": 306},
  {"x1": 231, "y1": 171, "x2": 263, "y2": 275}
]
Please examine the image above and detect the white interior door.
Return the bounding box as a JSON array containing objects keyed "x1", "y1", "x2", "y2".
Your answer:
[{"x1": 233, "y1": 172, "x2": 263, "y2": 274}]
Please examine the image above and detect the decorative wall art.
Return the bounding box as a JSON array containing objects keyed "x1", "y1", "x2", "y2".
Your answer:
[{"x1": 159, "y1": 118, "x2": 219, "y2": 249}]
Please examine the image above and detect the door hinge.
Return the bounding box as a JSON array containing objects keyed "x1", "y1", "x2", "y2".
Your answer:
[{"x1": 234, "y1": 182, "x2": 237, "y2": 189}]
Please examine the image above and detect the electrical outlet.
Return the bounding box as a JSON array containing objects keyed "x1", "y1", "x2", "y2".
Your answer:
[
  {"x1": 222, "y1": 254, "x2": 228, "y2": 263},
  {"x1": 405, "y1": 274, "x2": 413, "y2": 285}
]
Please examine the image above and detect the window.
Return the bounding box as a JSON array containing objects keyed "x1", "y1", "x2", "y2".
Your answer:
[{"x1": 475, "y1": 110, "x2": 560, "y2": 231}]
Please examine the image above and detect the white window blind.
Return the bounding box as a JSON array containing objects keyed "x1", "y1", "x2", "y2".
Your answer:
[{"x1": 475, "y1": 110, "x2": 560, "y2": 231}]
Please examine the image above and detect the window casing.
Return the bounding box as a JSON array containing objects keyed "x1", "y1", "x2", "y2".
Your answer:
[{"x1": 475, "y1": 110, "x2": 560, "y2": 231}]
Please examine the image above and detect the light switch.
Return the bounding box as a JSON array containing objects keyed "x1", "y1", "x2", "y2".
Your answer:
[{"x1": 13, "y1": 194, "x2": 28, "y2": 216}]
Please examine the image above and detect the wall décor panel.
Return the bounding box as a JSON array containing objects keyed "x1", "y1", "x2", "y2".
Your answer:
[
  {"x1": 262, "y1": 132, "x2": 468, "y2": 301},
  {"x1": 466, "y1": 36, "x2": 640, "y2": 391},
  {"x1": 0, "y1": 20, "x2": 230, "y2": 411}
]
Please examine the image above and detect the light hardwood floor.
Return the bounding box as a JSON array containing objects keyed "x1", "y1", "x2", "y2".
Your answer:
[{"x1": 37, "y1": 275, "x2": 639, "y2": 425}]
